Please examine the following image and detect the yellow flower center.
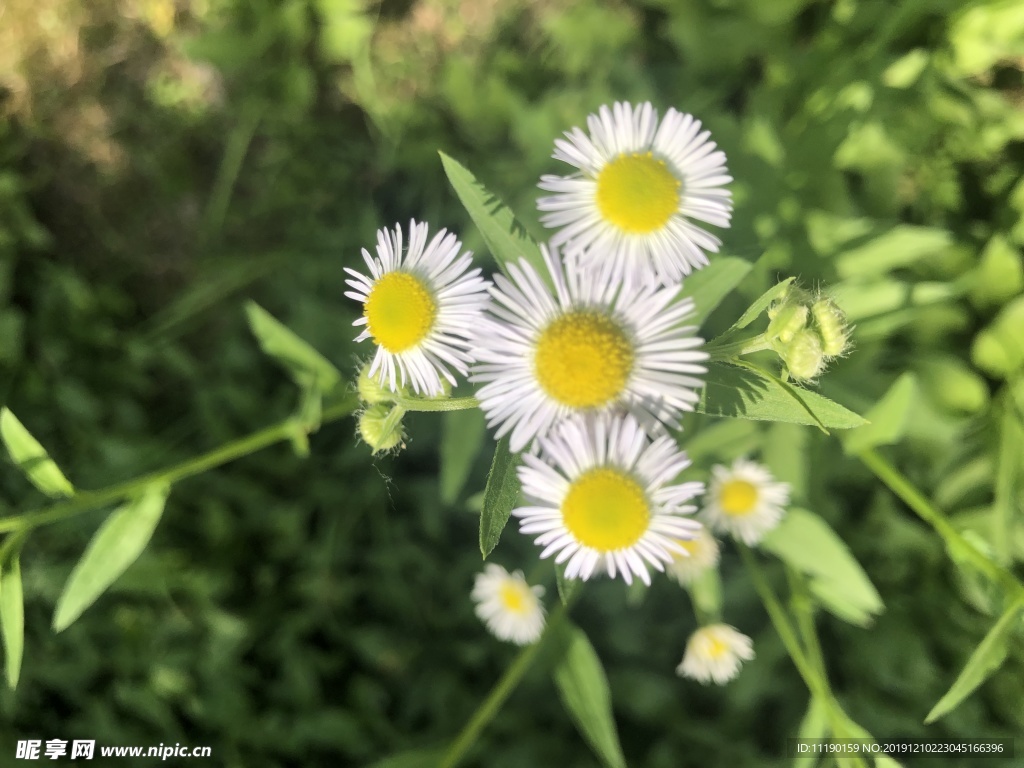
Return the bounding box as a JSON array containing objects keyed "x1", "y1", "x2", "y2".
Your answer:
[
  {"x1": 719, "y1": 479, "x2": 759, "y2": 516},
  {"x1": 364, "y1": 272, "x2": 437, "y2": 353},
  {"x1": 562, "y1": 467, "x2": 650, "y2": 552},
  {"x1": 499, "y1": 583, "x2": 529, "y2": 614},
  {"x1": 595, "y1": 152, "x2": 681, "y2": 234},
  {"x1": 534, "y1": 312, "x2": 634, "y2": 408},
  {"x1": 705, "y1": 635, "x2": 729, "y2": 659}
]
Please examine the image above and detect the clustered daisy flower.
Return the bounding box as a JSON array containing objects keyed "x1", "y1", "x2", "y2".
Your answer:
[
  {"x1": 676, "y1": 623, "x2": 755, "y2": 685},
  {"x1": 471, "y1": 564, "x2": 547, "y2": 645},
  {"x1": 514, "y1": 412, "x2": 705, "y2": 585},
  {"x1": 666, "y1": 526, "x2": 721, "y2": 585},
  {"x1": 702, "y1": 458, "x2": 791, "y2": 545},
  {"x1": 344, "y1": 220, "x2": 491, "y2": 396}
]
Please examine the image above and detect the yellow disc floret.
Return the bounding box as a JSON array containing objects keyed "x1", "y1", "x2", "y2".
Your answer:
[
  {"x1": 718, "y1": 479, "x2": 759, "y2": 516},
  {"x1": 499, "y1": 582, "x2": 529, "y2": 614},
  {"x1": 596, "y1": 152, "x2": 681, "y2": 234},
  {"x1": 364, "y1": 272, "x2": 437, "y2": 353},
  {"x1": 562, "y1": 467, "x2": 650, "y2": 552},
  {"x1": 534, "y1": 312, "x2": 634, "y2": 408}
]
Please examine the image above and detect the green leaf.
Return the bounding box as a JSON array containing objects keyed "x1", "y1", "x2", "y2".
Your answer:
[
  {"x1": 0, "y1": 408, "x2": 75, "y2": 498},
  {"x1": 794, "y1": 697, "x2": 828, "y2": 768},
  {"x1": 730, "y1": 277, "x2": 796, "y2": 332},
  {"x1": 761, "y1": 508, "x2": 884, "y2": 627},
  {"x1": 835, "y1": 225, "x2": 951, "y2": 279},
  {"x1": 53, "y1": 485, "x2": 170, "y2": 632},
  {"x1": 0, "y1": 555, "x2": 25, "y2": 689},
  {"x1": 555, "y1": 563, "x2": 582, "y2": 606},
  {"x1": 843, "y1": 373, "x2": 918, "y2": 454},
  {"x1": 440, "y1": 409, "x2": 487, "y2": 504},
  {"x1": 993, "y1": 406, "x2": 1023, "y2": 564},
  {"x1": 478, "y1": 436, "x2": 520, "y2": 559},
  {"x1": 439, "y1": 152, "x2": 545, "y2": 277},
  {"x1": 553, "y1": 625, "x2": 627, "y2": 768},
  {"x1": 697, "y1": 363, "x2": 867, "y2": 430},
  {"x1": 925, "y1": 598, "x2": 1024, "y2": 724},
  {"x1": 244, "y1": 302, "x2": 342, "y2": 393},
  {"x1": 680, "y1": 256, "x2": 752, "y2": 327}
]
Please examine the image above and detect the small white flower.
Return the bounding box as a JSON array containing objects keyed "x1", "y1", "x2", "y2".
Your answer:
[
  {"x1": 344, "y1": 220, "x2": 490, "y2": 396},
  {"x1": 538, "y1": 101, "x2": 732, "y2": 289},
  {"x1": 666, "y1": 527, "x2": 721, "y2": 585},
  {"x1": 515, "y1": 412, "x2": 705, "y2": 586},
  {"x1": 676, "y1": 624, "x2": 754, "y2": 685},
  {"x1": 471, "y1": 564, "x2": 546, "y2": 645},
  {"x1": 471, "y1": 244, "x2": 707, "y2": 453},
  {"x1": 702, "y1": 458, "x2": 790, "y2": 545}
]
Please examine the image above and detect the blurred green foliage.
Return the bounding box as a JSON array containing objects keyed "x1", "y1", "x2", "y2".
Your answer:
[{"x1": 1, "y1": 0, "x2": 1023, "y2": 765}]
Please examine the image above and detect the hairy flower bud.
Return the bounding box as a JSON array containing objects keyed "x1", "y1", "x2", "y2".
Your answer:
[
  {"x1": 779, "y1": 329, "x2": 826, "y2": 381},
  {"x1": 358, "y1": 404, "x2": 405, "y2": 454},
  {"x1": 357, "y1": 363, "x2": 400, "y2": 405},
  {"x1": 810, "y1": 297, "x2": 850, "y2": 358}
]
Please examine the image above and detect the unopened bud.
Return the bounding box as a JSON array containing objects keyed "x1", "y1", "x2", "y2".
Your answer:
[
  {"x1": 780, "y1": 329, "x2": 826, "y2": 381},
  {"x1": 358, "y1": 404, "x2": 405, "y2": 454},
  {"x1": 357, "y1": 363, "x2": 400, "y2": 405},
  {"x1": 767, "y1": 303, "x2": 809, "y2": 344},
  {"x1": 810, "y1": 297, "x2": 850, "y2": 358}
]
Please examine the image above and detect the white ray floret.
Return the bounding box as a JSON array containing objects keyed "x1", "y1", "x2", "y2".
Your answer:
[
  {"x1": 471, "y1": 244, "x2": 707, "y2": 453},
  {"x1": 702, "y1": 458, "x2": 791, "y2": 545},
  {"x1": 676, "y1": 623, "x2": 755, "y2": 685},
  {"x1": 538, "y1": 101, "x2": 733, "y2": 288},
  {"x1": 471, "y1": 564, "x2": 546, "y2": 646},
  {"x1": 344, "y1": 220, "x2": 490, "y2": 396},
  {"x1": 666, "y1": 526, "x2": 721, "y2": 585},
  {"x1": 514, "y1": 412, "x2": 705, "y2": 586}
]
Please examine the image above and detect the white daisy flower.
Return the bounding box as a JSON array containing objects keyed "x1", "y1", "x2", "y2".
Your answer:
[
  {"x1": 676, "y1": 623, "x2": 755, "y2": 685},
  {"x1": 471, "y1": 245, "x2": 707, "y2": 453},
  {"x1": 537, "y1": 101, "x2": 732, "y2": 288},
  {"x1": 344, "y1": 220, "x2": 490, "y2": 396},
  {"x1": 471, "y1": 564, "x2": 546, "y2": 646},
  {"x1": 702, "y1": 458, "x2": 790, "y2": 545},
  {"x1": 666, "y1": 526, "x2": 721, "y2": 585},
  {"x1": 515, "y1": 412, "x2": 705, "y2": 586}
]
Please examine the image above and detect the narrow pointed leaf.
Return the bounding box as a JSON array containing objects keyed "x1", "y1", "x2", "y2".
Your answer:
[
  {"x1": 925, "y1": 598, "x2": 1024, "y2": 723},
  {"x1": 698, "y1": 363, "x2": 866, "y2": 429},
  {"x1": 762, "y1": 508, "x2": 883, "y2": 626},
  {"x1": 439, "y1": 152, "x2": 545, "y2": 276},
  {"x1": 0, "y1": 408, "x2": 74, "y2": 497},
  {"x1": 441, "y1": 409, "x2": 487, "y2": 504},
  {"x1": 731, "y1": 277, "x2": 796, "y2": 332},
  {"x1": 245, "y1": 302, "x2": 342, "y2": 392},
  {"x1": 843, "y1": 373, "x2": 918, "y2": 454},
  {"x1": 553, "y1": 625, "x2": 627, "y2": 768},
  {"x1": 0, "y1": 555, "x2": 25, "y2": 688},
  {"x1": 479, "y1": 436, "x2": 520, "y2": 558},
  {"x1": 53, "y1": 485, "x2": 170, "y2": 632},
  {"x1": 680, "y1": 256, "x2": 752, "y2": 327}
]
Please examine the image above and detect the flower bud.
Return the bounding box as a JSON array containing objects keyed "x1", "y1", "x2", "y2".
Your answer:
[
  {"x1": 358, "y1": 404, "x2": 405, "y2": 454},
  {"x1": 810, "y1": 297, "x2": 850, "y2": 358},
  {"x1": 766, "y1": 303, "x2": 809, "y2": 344},
  {"x1": 779, "y1": 329, "x2": 825, "y2": 381},
  {"x1": 357, "y1": 363, "x2": 399, "y2": 405}
]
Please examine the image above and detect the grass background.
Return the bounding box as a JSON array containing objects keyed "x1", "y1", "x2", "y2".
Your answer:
[{"x1": 1, "y1": 0, "x2": 1023, "y2": 765}]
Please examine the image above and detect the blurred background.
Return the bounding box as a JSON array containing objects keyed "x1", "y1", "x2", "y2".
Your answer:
[{"x1": 1, "y1": 0, "x2": 1023, "y2": 765}]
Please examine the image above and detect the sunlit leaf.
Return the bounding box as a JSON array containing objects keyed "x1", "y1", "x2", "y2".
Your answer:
[
  {"x1": 245, "y1": 302, "x2": 342, "y2": 393},
  {"x1": 925, "y1": 598, "x2": 1024, "y2": 723},
  {"x1": 478, "y1": 436, "x2": 520, "y2": 559},
  {"x1": 553, "y1": 625, "x2": 627, "y2": 768},
  {"x1": 681, "y1": 256, "x2": 752, "y2": 327},
  {"x1": 843, "y1": 373, "x2": 918, "y2": 454},
  {"x1": 53, "y1": 485, "x2": 170, "y2": 632},
  {"x1": 0, "y1": 408, "x2": 75, "y2": 498},
  {"x1": 729, "y1": 277, "x2": 795, "y2": 332},
  {"x1": 0, "y1": 555, "x2": 24, "y2": 689}
]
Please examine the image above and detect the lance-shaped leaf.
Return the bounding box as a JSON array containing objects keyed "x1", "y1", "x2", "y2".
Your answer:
[
  {"x1": 0, "y1": 555, "x2": 25, "y2": 688},
  {"x1": 762, "y1": 508, "x2": 884, "y2": 626},
  {"x1": 680, "y1": 256, "x2": 752, "y2": 327},
  {"x1": 53, "y1": 485, "x2": 170, "y2": 632},
  {"x1": 478, "y1": 436, "x2": 520, "y2": 558},
  {"x1": 729, "y1": 277, "x2": 796, "y2": 333},
  {"x1": 440, "y1": 409, "x2": 487, "y2": 505},
  {"x1": 0, "y1": 408, "x2": 75, "y2": 497},
  {"x1": 553, "y1": 624, "x2": 627, "y2": 768},
  {"x1": 245, "y1": 302, "x2": 342, "y2": 393},
  {"x1": 439, "y1": 152, "x2": 545, "y2": 277},
  {"x1": 697, "y1": 363, "x2": 866, "y2": 430},
  {"x1": 925, "y1": 598, "x2": 1024, "y2": 723},
  {"x1": 843, "y1": 373, "x2": 917, "y2": 454}
]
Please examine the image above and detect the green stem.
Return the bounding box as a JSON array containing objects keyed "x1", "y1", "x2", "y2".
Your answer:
[
  {"x1": 707, "y1": 334, "x2": 773, "y2": 361},
  {"x1": 395, "y1": 395, "x2": 480, "y2": 412},
  {"x1": 858, "y1": 448, "x2": 1023, "y2": 597},
  {"x1": 0, "y1": 394, "x2": 359, "y2": 535},
  {"x1": 440, "y1": 602, "x2": 569, "y2": 768}
]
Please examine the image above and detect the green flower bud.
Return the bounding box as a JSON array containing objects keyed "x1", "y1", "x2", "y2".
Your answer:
[
  {"x1": 358, "y1": 404, "x2": 405, "y2": 454},
  {"x1": 357, "y1": 363, "x2": 399, "y2": 405},
  {"x1": 810, "y1": 297, "x2": 850, "y2": 358},
  {"x1": 780, "y1": 329, "x2": 825, "y2": 381},
  {"x1": 767, "y1": 303, "x2": 809, "y2": 344}
]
